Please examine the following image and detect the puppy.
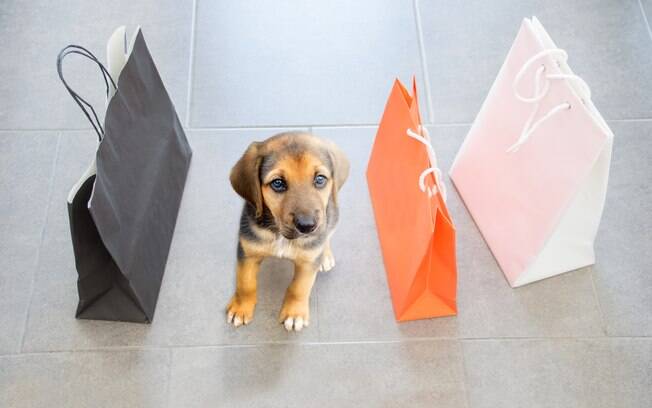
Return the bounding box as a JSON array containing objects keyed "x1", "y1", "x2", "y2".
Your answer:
[{"x1": 227, "y1": 131, "x2": 350, "y2": 331}]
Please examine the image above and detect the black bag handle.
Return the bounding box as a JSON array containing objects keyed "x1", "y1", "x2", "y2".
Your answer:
[{"x1": 57, "y1": 45, "x2": 118, "y2": 141}]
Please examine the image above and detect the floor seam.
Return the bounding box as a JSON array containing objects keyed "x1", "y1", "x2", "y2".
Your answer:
[
  {"x1": 0, "y1": 128, "x2": 92, "y2": 132},
  {"x1": 190, "y1": 124, "x2": 375, "y2": 129},
  {"x1": 413, "y1": 0, "x2": 435, "y2": 123},
  {"x1": 164, "y1": 348, "x2": 173, "y2": 408},
  {"x1": 18, "y1": 132, "x2": 62, "y2": 353},
  {"x1": 315, "y1": 286, "x2": 322, "y2": 342},
  {"x1": 5, "y1": 335, "x2": 652, "y2": 357},
  {"x1": 606, "y1": 118, "x2": 652, "y2": 122},
  {"x1": 638, "y1": 0, "x2": 652, "y2": 42},
  {"x1": 184, "y1": 0, "x2": 199, "y2": 128},
  {"x1": 457, "y1": 339, "x2": 473, "y2": 408},
  {"x1": 589, "y1": 268, "x2": 609, "y2": 336},
  {"x1": 3, "y1": 117, "x2": 652, "y2": 133}
]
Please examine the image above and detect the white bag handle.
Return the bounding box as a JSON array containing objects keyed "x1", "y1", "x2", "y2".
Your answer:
[
  {"x1": 507, "y1": 48, "x2": 592, "y2": 152},
  {"x1": 406, "y1": 126, "x2": 447, "y2": 202},
  {"x1": 106, "y1": 26, "x2": 127, "y2": 103}
]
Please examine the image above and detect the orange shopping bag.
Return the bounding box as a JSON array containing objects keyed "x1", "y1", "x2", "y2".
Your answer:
[{"x1": 366, "y1": 78, "x2": 457, "y2": 321}]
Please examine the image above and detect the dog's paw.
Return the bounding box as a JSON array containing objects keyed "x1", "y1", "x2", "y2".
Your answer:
[
  {"x1": 278, "y1": 298, "x2": 310, "y2": 332},
  {"x1": 319, "y1": 250, "x2": 335, "y2": 272},
  {"x1": 226, "y1": 295, "x2": 256, "y2": 327}
]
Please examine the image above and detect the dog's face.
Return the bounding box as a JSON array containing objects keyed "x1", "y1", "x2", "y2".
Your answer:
[
  {"x1": 230, "y1": 132, "x2": 349, "y2": 240},
  {"x1": 260, "y1": 150, "x2": 332, "y2": 239}
]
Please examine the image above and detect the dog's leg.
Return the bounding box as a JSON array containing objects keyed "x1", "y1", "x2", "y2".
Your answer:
[
  {"x1": 318, "y1": 239, "x2": 335, "y2": 272},
  {"x1": 227, "y1": 256, "x2": 261, "y2": 327},
  {"x1": 279, "y1": 260, "x2": 317, "y2": 331}
]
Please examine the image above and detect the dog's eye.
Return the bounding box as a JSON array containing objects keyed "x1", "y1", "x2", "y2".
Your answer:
[
  {"x1": 269, "y1": 178, "x2": 287, "y2": 192},
  {"x1": 314, "y1": 175, "x2": 328, "y2": 188}
]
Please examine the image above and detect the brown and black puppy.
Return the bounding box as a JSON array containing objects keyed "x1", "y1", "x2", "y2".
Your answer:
[{"x1": 227, "y1": 132, "x2": 349, "y2": 331}]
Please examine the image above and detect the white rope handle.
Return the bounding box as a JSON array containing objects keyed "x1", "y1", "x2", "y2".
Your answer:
[
  {"x1": 508, "y1": 48, "x2": 591, "y2": 152},
  {"x1": 406, "y1": 126, "x2": 447, "y2": 202},
  {"x1": 513, "y1": 48, "x2": 567, "y2": 102}
]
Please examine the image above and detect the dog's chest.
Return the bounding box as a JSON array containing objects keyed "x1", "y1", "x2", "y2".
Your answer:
[{"x1": 271, "y1": 237, "x2": 296, "y2": 259}]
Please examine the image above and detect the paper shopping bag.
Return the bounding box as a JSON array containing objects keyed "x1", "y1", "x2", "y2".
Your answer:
[
  {"x1": 450, "y1": 17, "x2": 613, "y2": 287},
  {"x1": 367, "y1": 78, "x2": 457, "y2": 321},
  {"x1": 58, "y1": 27, "x2": 192, "y2": 322}
]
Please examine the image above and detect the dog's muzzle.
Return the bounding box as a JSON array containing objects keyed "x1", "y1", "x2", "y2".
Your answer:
[{"x1": 293, "y1": 213, "x2": 317, "y2": 234}]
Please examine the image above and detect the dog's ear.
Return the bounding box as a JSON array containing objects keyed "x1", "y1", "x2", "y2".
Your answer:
[
  {"x1": 230, "y1": 142, "x2": 264, "y2": 217},
  {"x1": 324, "y1": 140, "x2": 350, "y2": 205}
]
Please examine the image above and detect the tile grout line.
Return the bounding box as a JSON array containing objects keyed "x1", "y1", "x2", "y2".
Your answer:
[
  {"x1": 184, "y1": 0, "x2": 199, "y2": 128},
  {"x1": 164, "y1": 348, "x2": 173, "y2": 408},
  {"x1": 589, "y1": 269, "x2": 609, "y2": 336},
  {"x1": 3, "y1": 335, "x2": 651, "y2": 358},
  {"x1": 19, "y1": 132, "x2": 62, "y2": 353},
  {"x1": 606, "y1": 118, "x2": 652, "y2": 122},
  {"x1": 423, "y1": 122, "x2": 471, "y2": 128},
  {"x1": 456, "y1": 339, "x2": 473, "y2": 408},
  {"x1": 460, "y1": 336, "x2": 652, "y2": 341},
  {"x1": 413, "y1": 0, "x2": 435, "y2": 123},
  {"x1": 311, "y1": 124, "x2": 378, "y2": 130},
  {"x1": 0, "y1": 129, "x2": 91, "y2": 133},
  {"x1": 6, "y1": 117, "x2": 652, "y2": 134},
  {"x1": 314, "y1": 286, "x2": 322, "y2": 342},
  {"x1": 190, "y1": 124, "x2": 377, "y2": 130},
  {"x1": 638, "y1": 0, "x2": 652, "y2": 41}
]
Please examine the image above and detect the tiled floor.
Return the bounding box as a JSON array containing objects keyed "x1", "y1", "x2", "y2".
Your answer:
[{"x1": 1, "y1": 1, "x2": 651, "y2": 407}]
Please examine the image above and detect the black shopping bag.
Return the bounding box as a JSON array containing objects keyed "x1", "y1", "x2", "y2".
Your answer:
[{"x1": 57, "y1": 28, "x2": 192, "y2": 323}]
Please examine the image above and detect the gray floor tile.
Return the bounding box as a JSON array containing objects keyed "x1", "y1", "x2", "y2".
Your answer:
[
  {"x1": 0, "y1": 2, "x2": 649, "y2": 406},
  {"x1": 0, "y1": 132, "x2": 57, "y2": 354},
  {"x1": 0, "y1": 237, "x2": 40, "y2": 355},
  {"x1": 418, "y1": 0, "x2": 652, "y2": 123},
  {"x1": 0, "y1": 349, "x2": 170, "y2": 408},
  {"x1": 190, "y1": 1, "x2": 425, "y2": 127},
  {"x1": 592, "y1": 121, "x2": 652, "y2": 336},
  {"x1": 169, "y1": 341, "x2": 468, "y2": 408},
  {"x1": 0, "y1": 132, "x2": 58, "y2": 235},
  {"x1": 314, "y1": 127, "x2": 459, "y2": 341},
  {"x1": 425, "y1": 125, "x2": 604, "y2": 338},
  {"x1": 22, "y1": 129, "x2": 324, "y2": 352},
  {"x1": 462, "y1": 338, "x2": 652, "y2": 408},
  {"x1": 0, "y1": 0, "x2": 192, "y2": 130}
]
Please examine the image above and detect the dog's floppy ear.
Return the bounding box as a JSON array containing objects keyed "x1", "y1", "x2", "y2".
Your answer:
[
  {"x1": 230, "y1": 142, "x2": 264, "y2": 217},
  {"x1": 324, "y1": 140, "x2": 350, "y2": 205}
]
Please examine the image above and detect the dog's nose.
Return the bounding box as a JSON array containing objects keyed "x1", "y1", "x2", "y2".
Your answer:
[{"x1": 293, "y1": 214, "x2": 317, "y2": 234}]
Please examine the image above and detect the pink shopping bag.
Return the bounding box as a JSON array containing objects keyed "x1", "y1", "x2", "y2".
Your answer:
[{"x1": 449, "y1": 17, "x2": 613, "y2": 287}]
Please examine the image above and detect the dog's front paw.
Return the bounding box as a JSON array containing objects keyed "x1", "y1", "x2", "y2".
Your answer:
[
  {"x1": 279, "y1": 298, "x2": 310, "y2": 332},
  {"x1": 226, "y1": 295, "x2": 256, "y2": 327},
  {"x1": 319, "y1": 248, "x2": 335, "y2": 272}
]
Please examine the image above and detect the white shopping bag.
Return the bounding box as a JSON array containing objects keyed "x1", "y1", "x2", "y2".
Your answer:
[{"x1": 450, "y1": 17, "x2": 614, "y2": 287}]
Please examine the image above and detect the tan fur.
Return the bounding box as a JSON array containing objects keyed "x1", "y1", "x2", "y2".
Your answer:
[
  {"x1": 261, "y1": 153, "x2": 331, "y2": 237},
  {"x1": 226, "y1": 256, "x2": 261, "y2": 326}
]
